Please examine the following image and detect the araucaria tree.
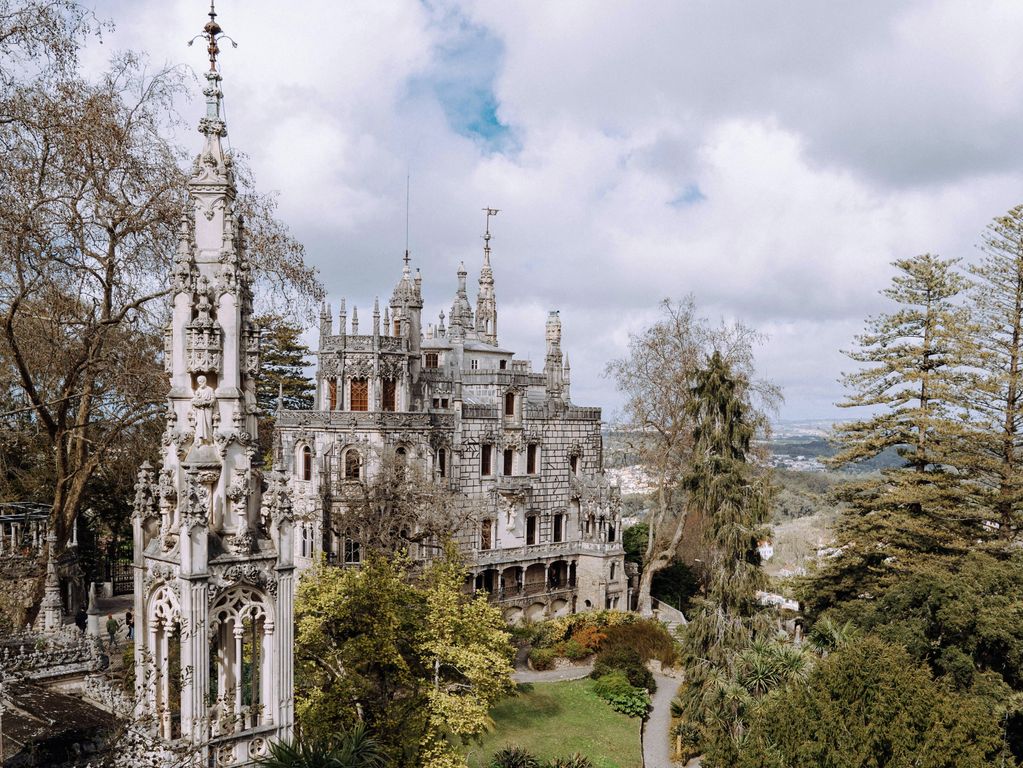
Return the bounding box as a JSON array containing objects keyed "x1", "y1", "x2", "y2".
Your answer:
[
  {"x1": 807, "y1": 254, "x2": 972, "y2": 613},
  {"x1": 671, "y1": 351, "x2": 775, "y2": 762},
  {"x1": 607, "y1": 297, "x2": 774, "y2": 615},
  {"x1": 961, "y1": 207, "x2": 1023, "y2": 545}
]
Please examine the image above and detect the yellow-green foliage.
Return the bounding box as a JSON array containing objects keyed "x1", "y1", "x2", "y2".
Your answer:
[{"x1": 295, "y1": 550, "x2": 514, "y2": 768}]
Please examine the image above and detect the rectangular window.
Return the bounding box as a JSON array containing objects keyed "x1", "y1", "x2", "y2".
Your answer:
[
  {"x1": 437, "y1": 448, "x2": 446, "y2": 478},
  {"x1": 393, "y1": 320, "x2": 400, "y2": 336},
  {"x1": 481, "y1": 444, "x2": 493, "y2": 476},
  {"x1": 382, "y1": 378, "x2": 396, "y2": 412},
  {"x1": 350, "y1": 378, "x2": 368, "y2": 411},
  {"x1": 499, "y1": 359, "x2": 507, "y2": 370},
  {"x1": 441, "y1": 398, "x2": 449, "y2": 408},
  {"x1": 503, "y1": 448, "x2": 513, "y2": 476},
  {"x1": 470, "y1": 359, "x2": 478, "y2": 370},
  {"x1": 570, "y1": 454, "x2": 579, "y2": 475},
  {"x1": 432, "y1": 398, "x2": 440, "y2": 408},
  {"x1": 526, "y1": 515, "x2": 537, "y2": 546},
  {"x1": 480, "y1": 519, "x2": 493, "y2": 550},
  {"x1": 553, "y1": 513, "x2": 564, "y2": 543},
  {"x1": 527, "y1": 444, "x2": 538, "y2": 474},
  {"x1": 328, "y1": 378, "x2": 337, "y2": 410},
  {"x1": 425, "y1": 352, "x2": 439, "y2": 368},
  {"x1": 504, "y1": 392, "x2": 515, "y2": 416}
]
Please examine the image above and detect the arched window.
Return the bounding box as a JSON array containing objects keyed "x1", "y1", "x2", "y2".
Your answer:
[
  {"x1": 328, "y1": 378, "x2": 338, "y2": 410},
  {"x1": 610, "y1": 562, "x2": 617, "y2": 581},
  {"x1": 209, "y1": 586, "x2": 273, "y2": 730},
  {"x1": 437, "y1": 448, "x2": 447, "y2": 478},
  {"x1": 343, "y1": 528, "x2": 361, "y2": 564},
  {"x1": 301, "y1": 445, "x2": 312, "y2": 481},
  {"x1": 480, "y1": 518, "x2": 494, "y2": 550},
  {"x1": 382, "y1": 378, "x2": 396, "y2": 411},
  {"x1": 344, "y1": 449, "x2": 361, "y2": 480},
  {"x1": 504, "y1": 392, "x2": 515, "y2": 416},
  {"x1": 350, "y1": 378, "x2": 368, "y2": 411}
]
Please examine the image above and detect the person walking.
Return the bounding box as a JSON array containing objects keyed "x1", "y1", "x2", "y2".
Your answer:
[
  {"x1": 125, "y1": 609, "x2": 134, "y2": 641},
  {"x1": 105, "y1": 614, "x2": 118, "y2": 647},
  {"x1": 74, "y1": 605, "x2": 87, "y2": 633}
]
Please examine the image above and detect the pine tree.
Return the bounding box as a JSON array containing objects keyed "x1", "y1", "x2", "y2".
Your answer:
[
  {"x1": 806, "y1": 255, "x2": 973, "y2": 615},
  {"x1": 673, "y1": 351, "x2": 774, "y2": 759},
  {"x1": 256, "y1": 313, "x2": 314, "y2": 414},
  {"x1": 960, "y1": 206, "x2": 1023, "y2": 545}
]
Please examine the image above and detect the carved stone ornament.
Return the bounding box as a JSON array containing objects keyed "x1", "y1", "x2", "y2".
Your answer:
[
  {"x1": 379, "y1": 355, "x2": 406, "y2": 379},
  {"x1": 345, "y1": 356, "x2": 372, "y2": 379},
  {"x1": 191, "y1": 375, "x2": 218, "y2": 447}
]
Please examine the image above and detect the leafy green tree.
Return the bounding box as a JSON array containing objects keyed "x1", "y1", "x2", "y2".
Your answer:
[
  {"x1": 737, "y1": 636, "x2": 1009, "y2": 768},
  {"x1": 295, "y1": 550, "x2": 513, "y2": 767},
  {"x1": 417, "y1": 551, "x2": 514, "y2": 767},
  {"x1": 607, "y1": 297, "x2": 776, "y2": 615},
  {"x1": 672, "y1": 351, "x2": 775, "y2": 761}
]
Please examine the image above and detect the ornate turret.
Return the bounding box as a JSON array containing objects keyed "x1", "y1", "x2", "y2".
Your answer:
[
  {"x1": 132, "y1": 5, "x2": 294, "y2": 763},
  {"x1": 449, "y1": 261, "x2": 474, "y2": 337},
  {"x1": 389, "y1": 251, "x2": 423, "y2": 354},
  {"x1": 475, "y1": 207, "x2": 499, "y2": 345},
  {"x1": 545, "y1": 310, "x2": 565, "y2": 401}
]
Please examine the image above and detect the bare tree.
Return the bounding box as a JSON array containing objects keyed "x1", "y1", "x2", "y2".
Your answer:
[
  {"x1": 0, "y1": 5, "x2": 322, "y2": 577},
  {"x1": 330, "y1": 446, "x2": 478, "y2": 559},
  {"x1": 606, "y1": 297, "x2": 776, "y2": 615}
]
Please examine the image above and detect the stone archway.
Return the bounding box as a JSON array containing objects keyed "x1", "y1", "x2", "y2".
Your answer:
[{"x1": 525, "y1": 602, "x2": 546, "y2": 622}]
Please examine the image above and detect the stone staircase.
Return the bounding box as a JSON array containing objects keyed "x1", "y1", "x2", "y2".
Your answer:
[{"x1": 651, "y1": 598, "x2": 688, "y2": 634}]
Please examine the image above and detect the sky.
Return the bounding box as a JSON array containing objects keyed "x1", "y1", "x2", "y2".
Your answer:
[{"x1": 87, "y1": 1, "x2": 1023, "y2": 421}]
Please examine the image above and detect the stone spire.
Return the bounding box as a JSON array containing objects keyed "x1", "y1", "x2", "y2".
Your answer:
[
  {"x1": 40, "y1": 528, "x2": 62, "y2": 633},
  {"x1": 133, "y1": 5, "x2": 295, "y2": 758},
  {"x1": 545, "y1": 310, "x2": 565, "y2": 401},
  {"x1": 449, "y1": 261, "x2": 474, "y2": 336},
  {"x1": 475, "y1": 207, "x2": 499, "y2": 346}
]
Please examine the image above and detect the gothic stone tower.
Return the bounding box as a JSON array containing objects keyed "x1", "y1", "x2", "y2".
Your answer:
[{"x1": 131, "y1": 11, "x2": 295, "y2": 765}]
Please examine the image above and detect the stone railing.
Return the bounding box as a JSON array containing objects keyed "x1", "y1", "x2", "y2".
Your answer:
[
  {"x1": 0, "y1": 628, "x2": 101, "y2": 679},
  {"x1": 278, "y1": 409, "x2": 453, "y2": 431},
  {"x1": 83, "y1": 673, "x2": 135, "y2": 716},
  {"x1": 471, "y1": 539, "x2": 623, "y2": 568}
]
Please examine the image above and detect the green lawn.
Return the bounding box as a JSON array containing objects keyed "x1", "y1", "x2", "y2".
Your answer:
[{"x1": 464, "y1": 678, "x2": 643, "y2": 768}]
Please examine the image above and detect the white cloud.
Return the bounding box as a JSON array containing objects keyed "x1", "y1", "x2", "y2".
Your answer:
[{"x1": 90, "y1": 0, "x2": 1023, "y2": 420}]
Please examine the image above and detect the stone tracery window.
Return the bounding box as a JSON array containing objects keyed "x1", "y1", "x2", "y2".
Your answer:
[
  {"x1": 350, "y1": 378, "x2": 368, "y2": 411},
  {"x1": 147, "y1": 584, "x2": 182, "y2": 740},
  {"x1": 328, "y1": 378, "x2": 337, "y2": 410},
  {"x1": 209, "y1": 585, "x2": 274, "y2": 732},
  {"x1": 343, "y1": 528, "x2": 361, "y2": 564}
]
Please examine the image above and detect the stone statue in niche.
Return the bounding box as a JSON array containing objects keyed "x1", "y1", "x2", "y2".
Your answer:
[{"x1": 192, "y1": 375, "x2": 217, "y2": 446}]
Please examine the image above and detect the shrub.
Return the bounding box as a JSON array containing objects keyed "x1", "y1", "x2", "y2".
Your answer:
[
  {"x1": 601, "y1": 619, "x2": 678, "y2": 666},
  {"x1": 490, "y1": 746, "x2": 541, "y2": 768},
  {"x1": 529, "y1": 647, "x2": 556, "y2": 671},
  {"x1": 591, "y1": 647, "x2": 656, "y2": 692},
  {"x1": 592, "y1": 671, "x2": 652, "y2": 717},
  {"x1": 569, "y1": 624, "x2": 607, "y2": 654},
  {"x1": 592, "y1": 671, "x2": 634, "y2": 698},
  {"x1": 562, "y1": 639, "x2": 590, "y2": 661},
  {"x1": 543, "y1": 755, "x2": 594, "y2": 768}
]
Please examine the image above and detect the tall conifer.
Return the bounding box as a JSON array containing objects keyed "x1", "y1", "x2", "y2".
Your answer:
[
  {"x1": 807, "y1": 254, "x2": 972, "y2": 613},
  {"x1": 960, "y1": 206, "x2": 1023, "y2": 545}
]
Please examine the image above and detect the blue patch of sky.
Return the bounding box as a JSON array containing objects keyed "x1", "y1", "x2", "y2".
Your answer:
[
  {"x1": 405, "y1": 7, "x2": 517, "y2": 154},
  {"x1": 669, "y1": 183, "x2": 706, "y2": 207}
]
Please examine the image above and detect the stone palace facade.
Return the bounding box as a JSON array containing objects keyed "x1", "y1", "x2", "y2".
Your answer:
[{"x1": 278, "y1": 224, "x2": 628, "y2": 622}]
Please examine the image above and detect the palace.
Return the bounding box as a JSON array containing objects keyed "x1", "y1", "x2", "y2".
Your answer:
[{"x1": 278, "y1": 220, "x2": 628, "y2": 622}]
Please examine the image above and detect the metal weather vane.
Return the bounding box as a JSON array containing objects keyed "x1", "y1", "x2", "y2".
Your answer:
[{"x1": 188, "y1": 1, "x2": 237, "y2": 70}]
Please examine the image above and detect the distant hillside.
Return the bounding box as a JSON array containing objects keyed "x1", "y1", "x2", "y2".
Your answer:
[{"x1": 605, "y1": 422, "x2": 904, "y2": 474}]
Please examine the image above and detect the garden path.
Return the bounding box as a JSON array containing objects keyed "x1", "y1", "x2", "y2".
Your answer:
[{"x1": 643, "y1": 672, "x2": 682, "y2": 767}]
